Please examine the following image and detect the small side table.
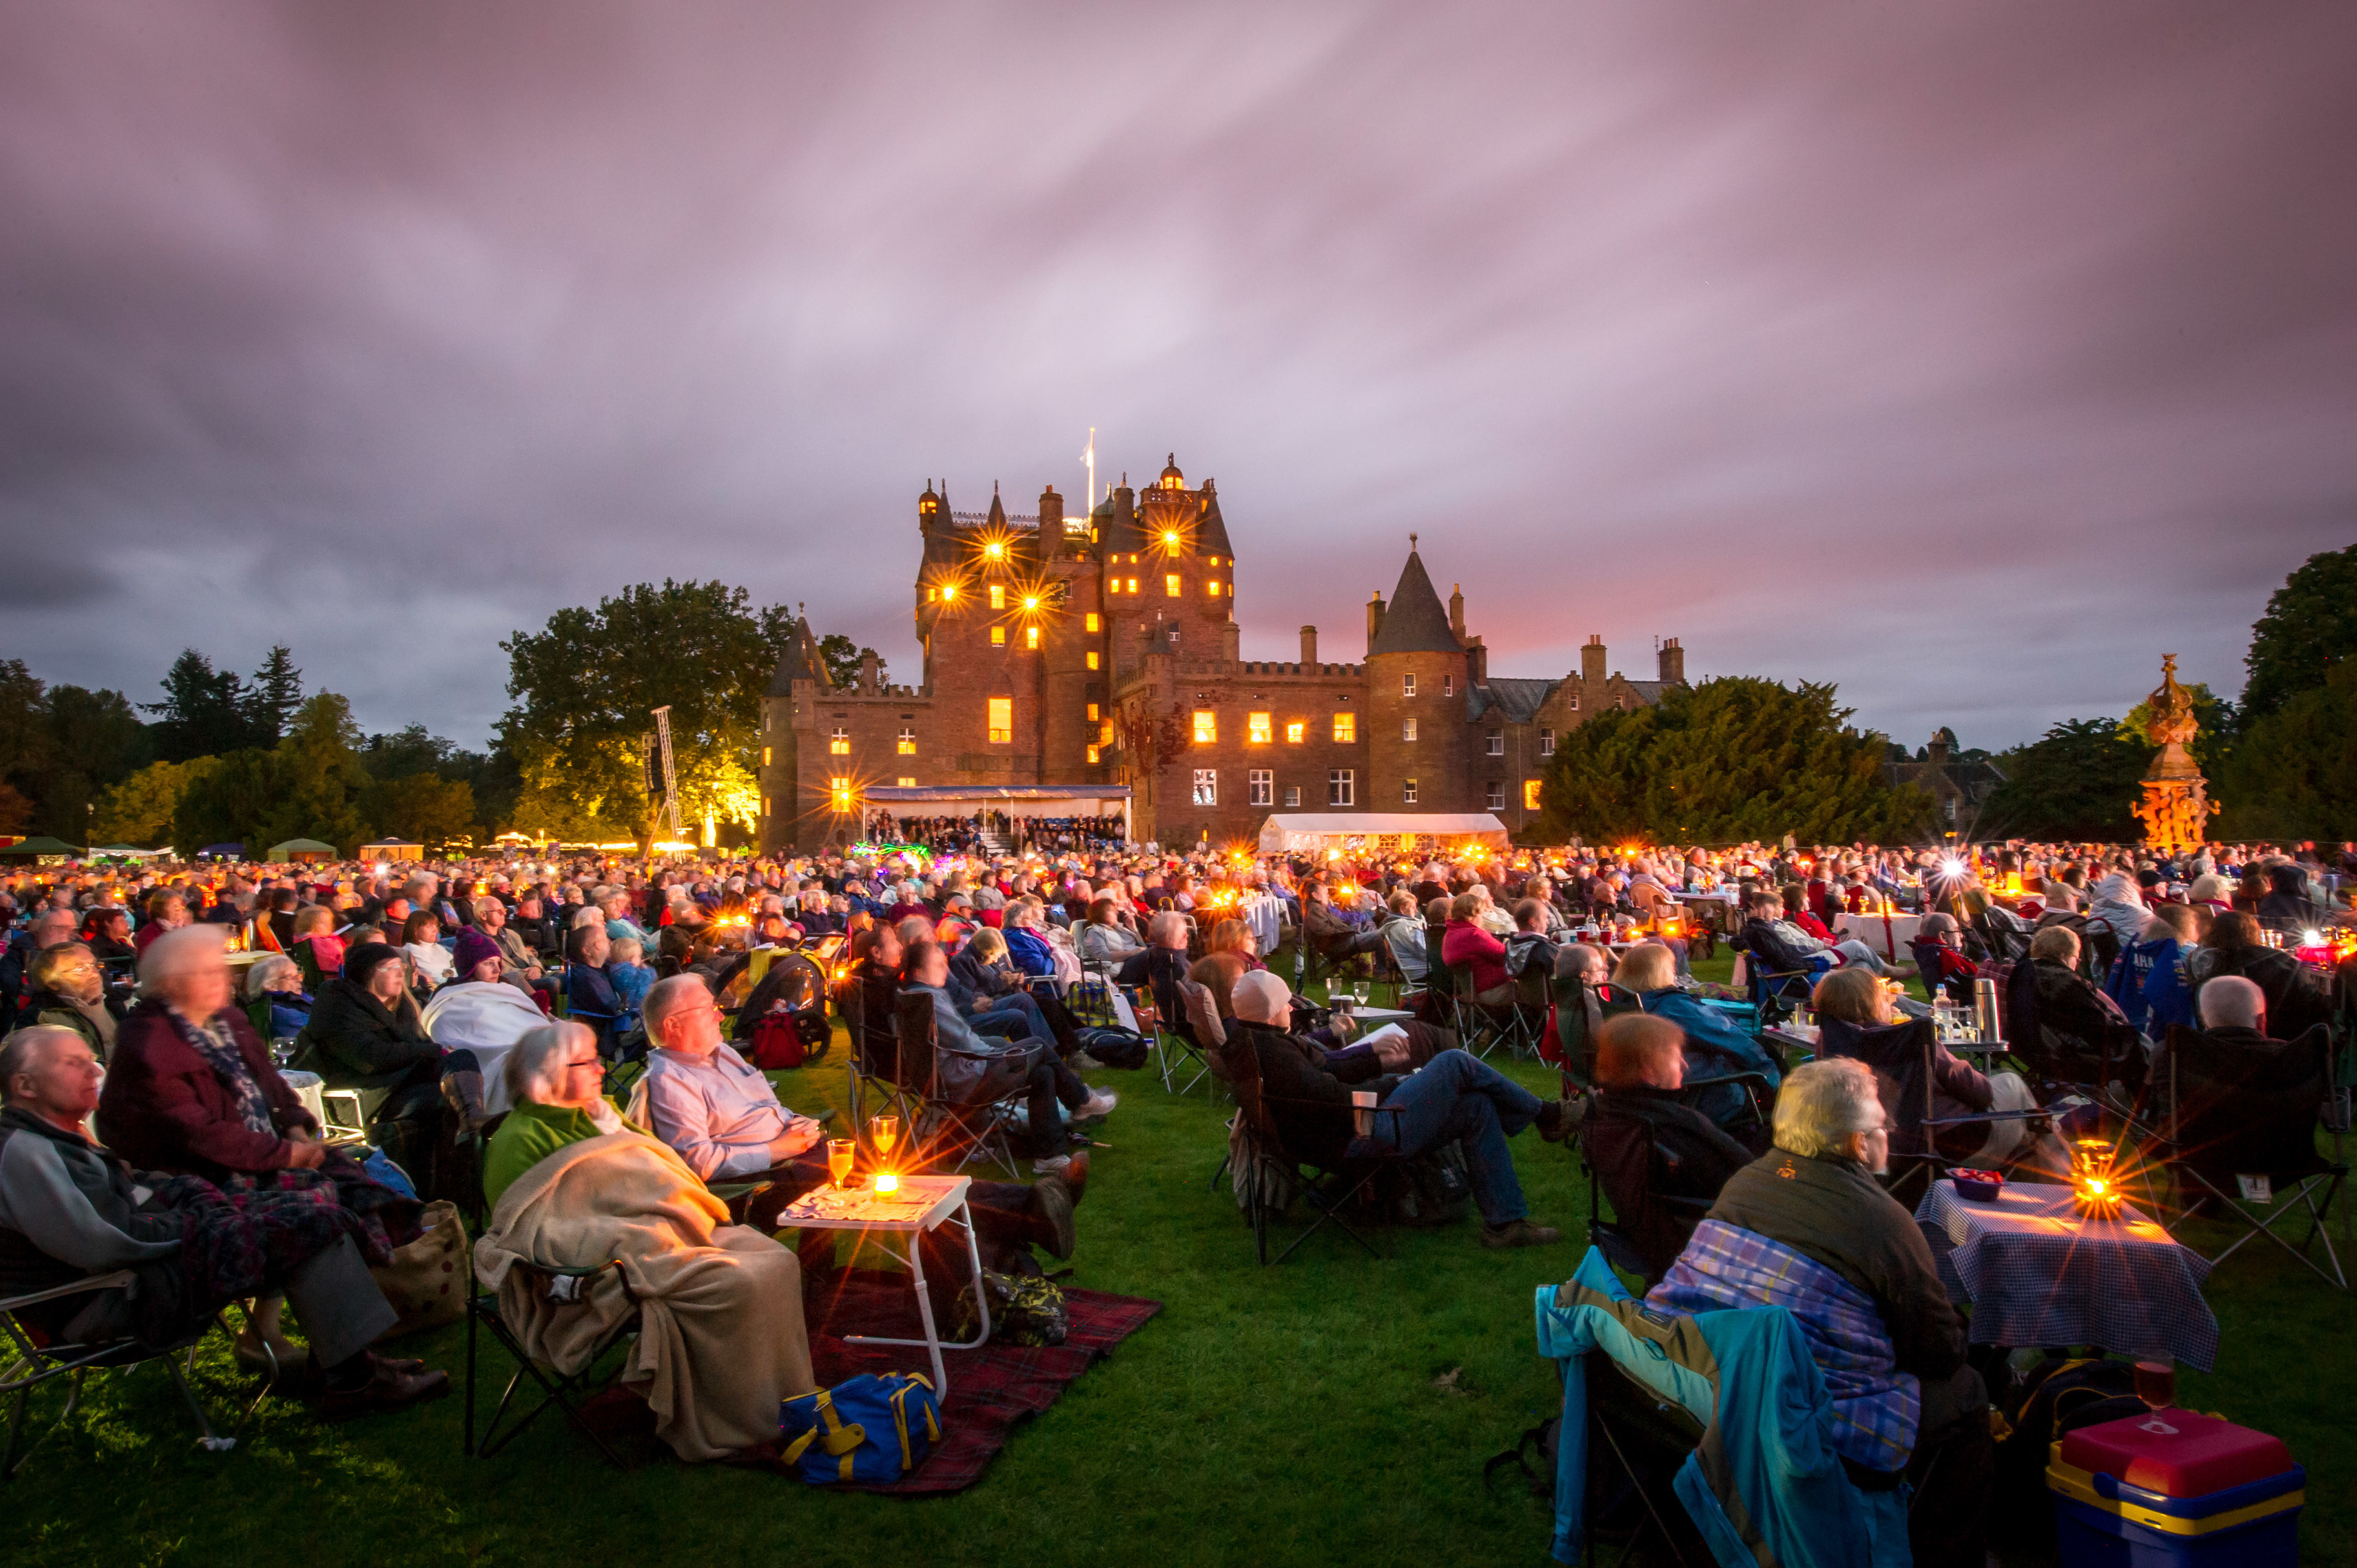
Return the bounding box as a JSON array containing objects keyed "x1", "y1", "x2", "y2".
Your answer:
[{"x1": 772, "y1": 1174, "x2": 988, "y2": 1396}]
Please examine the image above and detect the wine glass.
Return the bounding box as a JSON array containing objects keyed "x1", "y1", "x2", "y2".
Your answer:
[
  {"x1": 826, "y1": 1138, "x2": 856, "y2": 1190},
  {"x1": 1353, "y1": 979, "x2": 1371, "y2": 1007},
  {"x1": 868, "y1": 1114, "x2": 900, "y2": 1163}
]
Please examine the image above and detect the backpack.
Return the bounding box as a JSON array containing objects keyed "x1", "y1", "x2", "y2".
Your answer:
[
  {"x1": 744, "y1": 1009, "x2": 810, "y2": 1070},
  {"x1": 780, "y1": 1372, "x2": 942, "y2": 1486},
  {"x1": 1074, "y1": 1025, "x2": 1152, "y2": 1071},
  {"x1": 951, "y1": 1267, "x2": 1070, "y2": 1347}
]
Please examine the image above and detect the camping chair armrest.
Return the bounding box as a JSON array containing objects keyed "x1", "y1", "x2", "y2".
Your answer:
[
  {"x1": 1922, "y1": 1108, "x2": 2052, "y2": 1129},
  {"x1": 2, "y1": 1270, "x2": 137, "y2": 1312},
  {"x1": 1682, "y1": 1071, "x2": 1775, "y2": 1093},
  {"x1": 932, "y1": 1039, "x2": 1027, "y2": 1063}
]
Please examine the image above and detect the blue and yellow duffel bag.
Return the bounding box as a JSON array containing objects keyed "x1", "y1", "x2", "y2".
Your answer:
[{"x1": 781, "y1": 1373, "x2": 942, "y2": 1485}]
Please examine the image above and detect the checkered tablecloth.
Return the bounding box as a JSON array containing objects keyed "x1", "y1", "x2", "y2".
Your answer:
[{"x1": 1913, "y1": 1179, "x2": 2219, "y2": 1370}]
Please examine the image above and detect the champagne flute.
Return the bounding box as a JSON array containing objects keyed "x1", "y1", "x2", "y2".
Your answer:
[{"x1": 826, "y1": 1138, "x2": 856, "y2": 1190}]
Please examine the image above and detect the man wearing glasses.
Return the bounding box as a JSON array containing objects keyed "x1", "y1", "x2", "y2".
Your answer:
[{"x1": 635, "y1": 975, "x2": 1083, "y2": 1265}]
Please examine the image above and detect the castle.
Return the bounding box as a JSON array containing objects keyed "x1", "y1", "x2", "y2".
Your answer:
[{"x1": 757, "y1": 457, "x2": 1690, "y2": 852}]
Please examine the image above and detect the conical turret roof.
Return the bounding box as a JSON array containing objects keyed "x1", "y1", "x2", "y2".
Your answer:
[
  {"x1": 1367, "y1": 547, "x2": 1460, "y2": 656},
  {"x1": 764, "y1": 619, "x2": 827, "y2": 695}
]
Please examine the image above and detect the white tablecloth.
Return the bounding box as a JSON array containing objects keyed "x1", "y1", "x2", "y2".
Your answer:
[{"x1": 1834, "y1": 911, "x2": 1920, "y2": 960}]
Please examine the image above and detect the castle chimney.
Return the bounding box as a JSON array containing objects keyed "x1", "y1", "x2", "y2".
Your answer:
[
  {"x1": 1300, "y1": 625, "x2": 1319, "y2": 670},
  {"x1": 1449, "y1": 584, "x2": 1465, "y2": 642},
  {"x1": 1038, "y1": 485, "x2": 1063, "y2": 538},
  {"x1": 1926, "y1": 730, "x2": 1952, "y2": 769},
  {"x1": 1657, "y1": 637, "x2": 1685, "y2": 685},
  {"x1": 1221, "y1": 621, "x2": 1240, "y2": 662},
  {"x1": 1366, "y1": 592, "x2": 1385, "y2": 652},
  {"x1": 1581, "y1": 634, "x2": 1607, "y2": 685},
  {"x1": 1467, "y1": 636, "x2": 1487, "y2": 686},
  {"x1": 858, "y1": 651, "x2": 879, "y2": 692}
]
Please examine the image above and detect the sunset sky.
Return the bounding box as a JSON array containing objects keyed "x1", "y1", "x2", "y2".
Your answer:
[{"x1": 3, "y1": 2, "x2": 2351, "y2": 752}]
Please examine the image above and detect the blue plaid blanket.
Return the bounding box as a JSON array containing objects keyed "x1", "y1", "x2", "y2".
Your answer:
[{"x1": 1647, "y1": 1219, "x2": 1919, "y2": 1471}]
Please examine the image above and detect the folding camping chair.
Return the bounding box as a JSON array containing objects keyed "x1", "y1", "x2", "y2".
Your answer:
[
  {"x1": 1820, "y1": 1015, "x2": 2053, "y2": 1209},
  {"x1": 1225, "y1": 1034, "x2": 1405, "y2": 1265},
  {"x1": 3, "y1": 1273, "x2": 266, "y2": 1477},
  {"x1": 2153, "y1": 1023, "x2": 2347, "y2": 1289},
  {"x1": 832, "y1": 977, "x2": 913, "y2": 1139},
  {"x1": 892, "y1": 990, "x2": 1027, "y2": 1179},
  {"x1": 1147, "y1": 962, "x2": 1216, "y2": 1097},
  {"x1": 1729, "y1": 936, "x2": 1828, "y2": 1029},
  {"x1": 465, "y1": 1259, "x2": 645, "y2": 1464}
]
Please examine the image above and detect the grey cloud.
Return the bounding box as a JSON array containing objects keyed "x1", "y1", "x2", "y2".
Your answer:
[{"x1": 0, "y1": 0, "x2": 2351, "y2": 751}]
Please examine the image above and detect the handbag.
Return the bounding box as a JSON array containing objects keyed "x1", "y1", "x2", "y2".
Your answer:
[
  {"x1": 780, "y1": 1373, "x2": 942, "y2": 1485},
  {"x1": 367, "y1": 1198, "x2": 467, "y2": 1342},
  {"x1": 951, "y1": 1267, "x2": 1070, "y2": 1347}
]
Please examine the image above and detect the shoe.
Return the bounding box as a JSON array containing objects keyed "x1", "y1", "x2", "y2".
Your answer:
[
  {"x1": 1481, "y1": 1218, "x2": 1562, "y2": 1250},
  {"x1": 1076, "y1": 1090, "x2": 1118, "y2": 1120},
  {"x1": 315, "y1": 1355, "x2": 452, "y2": 1420},
  {"x1": 1536, "y1": 1098, "x2": 1584, "y2": 1143},
  {"x1": 1057, "y1": 1151, "x2": 1090, "y2": 1207},
  {"x1": 1031, "y1": 1154, "x2": 1077, "y2": 1177},
  {"x1": 1032, "y1": 1171, "x2": 1078, "y2": 1260}
]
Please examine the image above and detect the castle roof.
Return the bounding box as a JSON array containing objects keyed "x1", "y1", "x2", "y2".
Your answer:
[
  {"x1": 1196, "y1": 481, "x2": 1234, "y2": 560},
  {"x1": 1367, "y1": 548, "x2": 1461, "y2": 656},
  {"x1": 763, "y1": 620, "x2": 826, "y2": 696},
  {"x1": 1469, "y1": 677, "x2": 1558, "y2": 724}
]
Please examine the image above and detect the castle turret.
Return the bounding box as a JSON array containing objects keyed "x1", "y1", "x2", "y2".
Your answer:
[{"x1": 1364, "y1": 543, "x2": 1467, "y2": 814}]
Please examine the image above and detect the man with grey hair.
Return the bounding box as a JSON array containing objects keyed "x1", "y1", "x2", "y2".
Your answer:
[
  {"x1": 1647, "y1": 1058, "x2": 1988, "y2": 1568},
  {"x1": 2, "y1": 1024, "x2": 448, "y2": 1416},
  {"x1": 635, "y1": 974, "x2": 1081, "y2": 1261},
  {"x1": 2196, "y1": 973, "x2": 2266, "y2": 1034}
]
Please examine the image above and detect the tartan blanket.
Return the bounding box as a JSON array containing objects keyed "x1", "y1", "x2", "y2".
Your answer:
[
  {"x1": 1648, "y1": 1219, "x2": 1919, "y2": 1471},
  {"x1": 799, "y1": 1276, "x2": 1160, "y2": 1493}
]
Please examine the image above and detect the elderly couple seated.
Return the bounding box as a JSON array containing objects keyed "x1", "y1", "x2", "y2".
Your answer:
[
  {"x1": 1222, "y1": 969, "x2": 1575, "y2": 1249},
  {"x1": 4, "y1": 925, "x2": 451, "y2": 1420},
  {"x1": 474, "y1": 972, "x2": 1088, "y2": 1461}
]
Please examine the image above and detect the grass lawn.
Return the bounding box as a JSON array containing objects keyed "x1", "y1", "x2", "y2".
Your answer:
[{"x1": 11, "y1": 952, "x2": 2352, "y2": 1567}]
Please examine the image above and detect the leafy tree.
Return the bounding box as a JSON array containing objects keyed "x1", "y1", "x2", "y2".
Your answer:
[
  {"x1": 255, "y1": 693, "x2": 371, "y2": 852},
  {"x1": 0, "y1": 782, "x2": 32, "y2": 836},
  {"x1": 2242, "y1": 542, "x2": 2357, "y2": 723},
  {"x1": 1980, "y1": 719, "x2": 2146, "y2": 841},
  {"x1": 0, "y1": 661, "x2": 57, "y2": 825},
  {"x1": 365, "y1": 773, "x2": 478, "y2": 852},
  {"x1": 2213, "y1": 661, "x2": 2357, "y2": 841},
  {"x1": 144, "y1": 650, "x2": 258, "y2": 761},
  {"x1": 245, "y1": 646, "x2": 304, "y2": 742},
  {"x1": 501, "y1": 581, "x2": 781, "y2": 852},
  {"x1": 2120, "y1": 681, "x2": 2236, "y2": 777},
  {"x1": 1530, "y1": 677, "x2": 1931, "y2": 845},
  {"x1": 32, "y1": 685, "x2": 150, "y2": 841},
  {"x1": 362, "y1": 724, "x2": 458, "y2": 780},
  {"x1": 816, "y1": 633, "x2": 886, "y2": 690},
  {"x1": 171, "y1": 750, "x2": 282, "y2": 853},
  {"x1": 92, "y1": 758, "x2": 219, "y2": 846}
]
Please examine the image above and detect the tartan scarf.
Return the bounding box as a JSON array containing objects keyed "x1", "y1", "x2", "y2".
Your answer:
[
  {"x1": 1648, "y1": 1218, "x2": 1921, "y2": 1471},
  {"x1": 163, "y1": 1004, "x2": 276, "y2": 1137}
]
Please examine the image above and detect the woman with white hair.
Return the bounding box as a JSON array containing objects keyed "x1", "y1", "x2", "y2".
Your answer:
[
  {"x1": 480, "y1": 1021, "x2": 622, "y2": 1208},
  {"x1": 242, "y1": 952, "x2": 313, "y2": 1042},
  {"x1": 1646, "y1": 1058, "x2": 1989, "y2": 1568}
]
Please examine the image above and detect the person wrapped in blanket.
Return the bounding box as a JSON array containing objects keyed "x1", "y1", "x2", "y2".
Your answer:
[
  {"x1": 78, "y1": 925, "x2": 449, "y2": 1414},
  {"x1": 476, "y1": 1016, "x2": 810, "y2": 1463},
  {"x1": 1646, "y1": 1057, "x2": 1990, "y2": 1568}
]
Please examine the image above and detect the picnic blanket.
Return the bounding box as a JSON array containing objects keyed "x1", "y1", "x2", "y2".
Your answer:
[{"x1": 799, "y1": 1271, "x2": 1162, "y2": 1493}]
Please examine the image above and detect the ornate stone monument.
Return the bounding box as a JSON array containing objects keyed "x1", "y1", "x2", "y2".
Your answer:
[{"x1": 2131, "y1": 654, "x2": 2213, "y2": 855}]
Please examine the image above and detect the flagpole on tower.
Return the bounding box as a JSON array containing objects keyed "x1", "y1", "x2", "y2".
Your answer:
[{"x1": 1083, "y1": 428, "x2": 1096, "y2": 506}]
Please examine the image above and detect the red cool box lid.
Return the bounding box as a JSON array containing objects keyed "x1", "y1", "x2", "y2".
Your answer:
[{"x1": 2059, "y1": 1410, "x2": 2295, "y2": 1498}]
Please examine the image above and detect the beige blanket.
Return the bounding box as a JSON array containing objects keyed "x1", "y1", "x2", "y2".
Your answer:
[{"x1": 473, "y1": 1130, "x2": 813, "y2": 1461}]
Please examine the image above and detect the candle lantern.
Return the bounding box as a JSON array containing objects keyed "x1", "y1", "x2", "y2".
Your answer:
[{"x1": 2071, "y1": 1138, "x2": 2123, "y2": 1218}]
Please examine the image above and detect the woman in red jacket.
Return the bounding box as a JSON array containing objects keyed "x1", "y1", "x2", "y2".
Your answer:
[
  {"x1": 96, "y1": 923, "x2": 426, "y2": 1387},
  {"x1": 1438, "y1": 891, "x2": 1514, "y2": 1005}
]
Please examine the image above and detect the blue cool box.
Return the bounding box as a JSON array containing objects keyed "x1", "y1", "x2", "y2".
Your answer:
[{"x1": 2047, "y1": 1409, "x2": 2304, "y2": 1568}]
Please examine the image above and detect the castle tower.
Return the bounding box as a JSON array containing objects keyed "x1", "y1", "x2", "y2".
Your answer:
[
  {"x1": 1364, "y1": 542, "x2": 1470, "y2": 813},
  {"x1": 1105, "y1": 456, "x2": 1233, "y2": 676}
]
